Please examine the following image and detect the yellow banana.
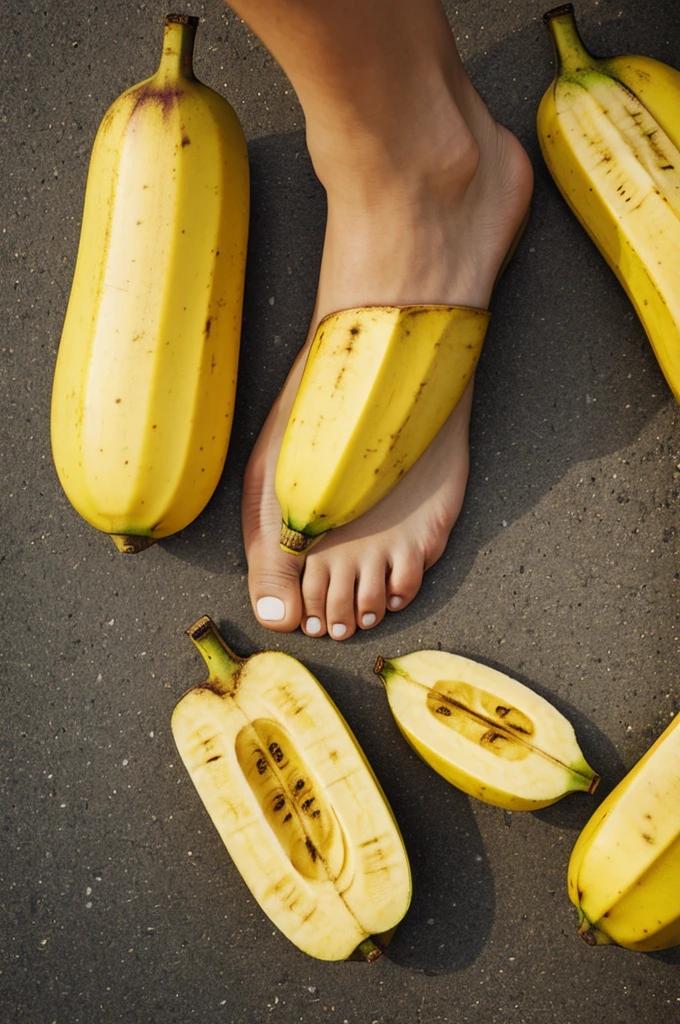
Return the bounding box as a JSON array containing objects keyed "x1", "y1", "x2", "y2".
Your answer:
[
  {"x1": 567, "y1": 711, "x2": 680, "y2": 951},
  {"x1": 538, "y1": 4, "x2": 680, "y2": 400},
  {"x1": 275, "y1": 305, "x2": 489, "y2": 553},
  {"x1": 51, "y1": 15, "x2": 249, "y2": 553},
  {"x1": 374, "y1": 649, "x2": 599, "y2": 811},
  {"x1": 172, "y1": 617, "x2": 411, "y2": 961}
]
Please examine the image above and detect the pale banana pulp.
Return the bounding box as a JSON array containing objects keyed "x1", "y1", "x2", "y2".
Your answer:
[{"x1": 172, "y1": 617, "x2": 411, "y2": 961}]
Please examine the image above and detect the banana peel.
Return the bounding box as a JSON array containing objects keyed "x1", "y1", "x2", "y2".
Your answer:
[
  {"x1": 276, "y1": 304, "x2": 490, "y2": 553},
  {"x1": 568, "y1": 711, "x2": 680, "y2": 951},
  {"x1": 51, "y1": 15, "x2": 249, "y2": 550},
  {"x1": 538, "y1": 4, "x2": 680, "y2": 400}
]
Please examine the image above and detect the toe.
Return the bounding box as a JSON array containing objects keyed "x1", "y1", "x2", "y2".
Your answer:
[
  {"x1": 300, "y1": 559, "x2": 330, "y2": 637},
  {"x1": 355, "y1": 556, "x2": 388, "y2": 630},
  {"x1": 323, "y1": 561, "x2": 359, "y2": 641},
  {"x1": 249, "y1": 549, "x2": 304, "y2": 632},
  {"x1": 243, "y1": 474, "x2": 304, "y2": 632},
  {"x1": 386, "y1": 546, "x2": 425, "y2": 613}
]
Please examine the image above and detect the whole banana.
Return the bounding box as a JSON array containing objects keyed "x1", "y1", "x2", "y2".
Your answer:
[
  {"x1": 568, "y1": 711, "x2": 680, "y2": 951},
  {"x1": 374, "y1": 649, "x2": 599, "y2": 811},
  {"x1": 51, "y1": 15, "x2": 249, "y2": 552},
  {"x1": 172, "y1": 617, "x2": 412, "y2": 961},
  {"x1": 537, "y1": 4, "x2": 680, "y2": 400},
  {"x1": 275, "y1": 305, "x2": 489, "y2": 553}
]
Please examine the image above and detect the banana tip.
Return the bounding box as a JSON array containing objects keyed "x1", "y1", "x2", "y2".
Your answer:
[
  {"x1": 279, "y1": 521, "x2": 322, "y2": 554},
  {"x1": 110, "y1": 533, "x2": 156, "y2": 554}
]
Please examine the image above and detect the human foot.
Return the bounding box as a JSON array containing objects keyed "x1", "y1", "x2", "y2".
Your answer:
[{"x1": 242, "y1": 73, "x2": 533, "y2": 639}]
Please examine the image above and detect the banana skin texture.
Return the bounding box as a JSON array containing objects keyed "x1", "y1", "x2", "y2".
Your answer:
[
  {"x1": 275, "y1": 304, "x2": 490, "y2": 553},
  {"x1": 538, "y1": 4, "x2": 680, "y2": 401},
  {"x1": 51, "y1": 15, "x2": 249, "y2": 552},
  {"x1": 374, "y1": 649, "x2": 599, "y2": 811},
  {"x1": 172, "y1": 617, "x2": 411, "y2": 961},
  {"x1": 568, "y1": 711, "x2": 680, "y2": 951}
]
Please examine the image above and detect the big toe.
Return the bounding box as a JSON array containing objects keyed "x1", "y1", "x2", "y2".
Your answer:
[
  {"x1": 247, "y1": 531, "x2": 304, "y2": 632},
  {"x1": 243, "y1": 458, "x2": 304, "y2": 632}
]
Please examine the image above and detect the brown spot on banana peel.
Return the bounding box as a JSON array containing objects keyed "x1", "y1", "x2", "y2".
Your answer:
[{"x1": 130, "y1": 84, "x2": 185, "y2": 120}]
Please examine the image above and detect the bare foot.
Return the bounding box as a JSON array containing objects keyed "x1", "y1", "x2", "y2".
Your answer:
[{"x1": 242, "y1": 70, "x2": 533, "y2": 639}]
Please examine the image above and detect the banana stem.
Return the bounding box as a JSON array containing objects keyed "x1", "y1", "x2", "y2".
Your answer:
[
  {"x1": 156, "y1": 14, "x2": 199, "y2": 83},
  {"x1": 186, "y1": 615, "x2": 244, "y2": 694},
  {"x1": 544, "y1": 4, "x2": 597, "y2": 76}
]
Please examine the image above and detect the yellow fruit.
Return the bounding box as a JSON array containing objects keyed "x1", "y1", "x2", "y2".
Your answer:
[
  {"x1": 275, "y1": 304, "x2": 489, "y2": 553},
  {"x1": 374, "y1": 649, "x2": 599, "y2": 811},
  {"x1": 171, "y1": 616, "x2": 411, "y2": 961},
  {"x1": 537, "y1": 4, "x2": 680, "y2": 400},
  {"x1": 568, "y1": 711, "x2": 680, "y2": 951},
  {"x1": 51, "y1": 15, "x2": 249, "y2": 552}
]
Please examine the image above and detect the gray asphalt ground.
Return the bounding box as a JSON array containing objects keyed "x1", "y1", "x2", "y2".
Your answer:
[{"x1": 3, "y1": 0, "x2": 680, "y2": 1021}]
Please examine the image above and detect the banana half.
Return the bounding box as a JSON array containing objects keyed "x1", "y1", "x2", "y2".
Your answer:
[
  {"x1": 538, "y1": 4, "x2": 680, "y2": 401},
  {"x1": 374, "y1": 649, "x2": 599, "y2": 811},
  {"x1": 275, "y1": 304, "x2": 490, "y2": 553},
  {"x1": 172, "y1": 617, "x2": 411, "y2": 961},
  {"x1": 568, "y1": 711, "x2": 680, "y2": 951}
]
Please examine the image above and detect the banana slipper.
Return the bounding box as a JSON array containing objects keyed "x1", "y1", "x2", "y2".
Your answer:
[{"x1": 275, "y1": 303, "x2": 491, "y2": 554}]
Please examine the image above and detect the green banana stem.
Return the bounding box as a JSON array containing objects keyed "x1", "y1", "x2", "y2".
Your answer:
[
  {"x1": 156, "y1": 14, "x2": 199, "y2": 83},
  {"x1": 348, "y1": 937, "x2": 384, "y2": 963},
  {"x1": 186, "y1": 616, "x2": 243, "y2": 695},
  {"x1": 544, "y1": 4, "x2": 598, "y2": 76}
]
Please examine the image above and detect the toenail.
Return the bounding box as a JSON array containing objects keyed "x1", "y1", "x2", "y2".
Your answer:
[
  {"x1": 257, "y1": 596, "x2": 286, "y2": 621},
  {"x1": 388, "y1": 596, "x2": 403, "y2": 610},
  {"x1": 305, "y1": 616, "x2": 322, "y2": 635},
  {"x1": 331, "y1": 623, "x2": 347, "y2": 638},
  {"x1": 361, "y1": 612, "x2": 377, "y2": 628}
]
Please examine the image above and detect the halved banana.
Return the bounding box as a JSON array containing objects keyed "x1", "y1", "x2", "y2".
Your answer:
[
  {"x1": 374, "y1": 649, "x2": 599, "y2": 810},
  {"x1": 172, "y1": 617, "x2": 411, "y2": 960}
]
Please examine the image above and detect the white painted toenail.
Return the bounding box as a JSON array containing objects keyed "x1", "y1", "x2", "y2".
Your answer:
[
  {"x1": 305, "y1": 616, "x2": 322, "y2": 635},
  {"x1": 257, "y1": 596, "x2": 286, "y2": 621},
  {"x1": 388, "y1": 596, "x2": 403, "y2": 610},
  {"x1": 362, "y1": 612, "x2": 377, "y2": 627},
  {"x1": 331, "y1": 623, "x2": 347, "y2": 638}
]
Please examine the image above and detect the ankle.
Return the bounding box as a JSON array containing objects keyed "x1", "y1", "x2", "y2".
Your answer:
[{"x1": 306, "y1": 92, "x2": 480, "y2": 209}]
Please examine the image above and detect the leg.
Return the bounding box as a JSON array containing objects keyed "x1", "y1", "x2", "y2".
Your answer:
[{"x1": 233, "y1": 0, "x2": 533, "y2": 638}]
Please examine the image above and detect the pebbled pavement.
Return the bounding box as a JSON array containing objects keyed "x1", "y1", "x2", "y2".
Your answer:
[{"x1": 2, "y1": 1, "x2": 679, "y2": 1021}]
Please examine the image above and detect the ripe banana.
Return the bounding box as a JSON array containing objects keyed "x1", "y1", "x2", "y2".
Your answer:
[
  {"x1": 172, "y1": 616, "x2": 411, "y2": 961},
  {"x1": 568, "y1": 711, "x2": 680, "y2": 951},
  {"x1": 374, "y1": 649, "x2": 599, "y2": 810},
  {"x1": 51, "y1": 15, "x2": 249, "y2": 553},
  {"x1": 275, "y1": 305, "x2": 489, "y2": 553},
  {"x1": 538, "y1": 4, "x2": 680, "y2": 400}
]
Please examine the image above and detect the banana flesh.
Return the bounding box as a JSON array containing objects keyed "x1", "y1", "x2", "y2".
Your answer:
[
  {"x1": 374, "y1": 649, "x2": 599, "y2": 811},
  {"x1": 172, "y1": 617, "x2": 411, "y2": 961},
  {"x1": 538, "y1": 4, "x2": 680, "y2": 400},
  {"x1": 275, "y1": 305, "x2": 489, "y2": 553},
  {"x1": 51, "y1": 16, "x2": 249, "y2": 552},
  {"x1": 568, "y1": 711, "x2": 680, "y2": 951}
]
